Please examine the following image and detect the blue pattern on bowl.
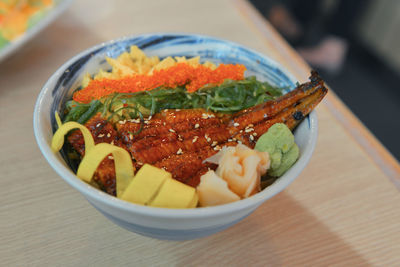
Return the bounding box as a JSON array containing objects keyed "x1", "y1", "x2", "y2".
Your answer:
[
  {"x1": 49, "y1": 33, "x2": 305, "y2": 173},
  {"x1": 50, "y1": 33, "x2": 297, "y2": 134},
  {"x1": 37, "y1": 33, "x2": 316, "y2": 240}
]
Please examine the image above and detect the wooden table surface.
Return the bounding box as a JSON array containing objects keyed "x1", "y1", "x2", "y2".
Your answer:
[{"x1": 1, "y1": 0, "x2": 399, "y2": 266}]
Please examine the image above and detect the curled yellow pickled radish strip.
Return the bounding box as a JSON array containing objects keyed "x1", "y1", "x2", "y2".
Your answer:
[
  {"x1": 77, "y1": 143, "x2": 134, "y2": 197},
  {"x1": 55, "y1": 111, "x2": 62, "y2": 128},
  {"x1": 51, "y1": 121, "x2": 95, "y2": 153},
  {"x1": 51, "y1": 119, "x2": 196, "y2": 207}
]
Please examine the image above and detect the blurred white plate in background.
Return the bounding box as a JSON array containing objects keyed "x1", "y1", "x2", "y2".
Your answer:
[{"x1": 0, "y1": 0, "x2": 72, "y2": 63}]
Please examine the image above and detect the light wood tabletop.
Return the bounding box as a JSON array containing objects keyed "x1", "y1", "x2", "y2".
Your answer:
[{"x1": 1, "y1": 0, "x2": 399, "y2": 266}]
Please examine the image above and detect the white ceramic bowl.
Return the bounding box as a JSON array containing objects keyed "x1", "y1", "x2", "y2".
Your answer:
[{"x1": 34, "y1": 33, "x2": 318, "y2": 240}]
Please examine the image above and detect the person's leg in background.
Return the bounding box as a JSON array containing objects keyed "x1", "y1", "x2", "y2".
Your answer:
[{"x1": 297, "y1": 0, "x2": 366, "y2": 73}]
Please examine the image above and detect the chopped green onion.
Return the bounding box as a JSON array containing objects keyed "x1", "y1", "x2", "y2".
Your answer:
[{"x1": 63, "y1": 77, "x2": 285, "y2": 123}]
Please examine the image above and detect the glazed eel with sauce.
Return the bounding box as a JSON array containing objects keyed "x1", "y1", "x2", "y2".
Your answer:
[{"x1": 67, "y1": 71, "x2": 328, "y2": 196}]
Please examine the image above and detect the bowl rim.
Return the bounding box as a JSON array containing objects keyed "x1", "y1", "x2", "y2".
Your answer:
[{"x1": 33, "y1": 33, "x2": 318, "y2": 218}]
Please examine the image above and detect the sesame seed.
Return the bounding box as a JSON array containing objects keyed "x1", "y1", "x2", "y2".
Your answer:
[
  {"x1": 137, "y1": 162, "x2": 143, "y2": 165},
  {"x1": 175, "y1": 109, "x2": 181, "y2": 111},
  {"x1": 108, "y1": 155, "x2": 114, "y2": 160},
  {"x1": 192, "y1": 136, "x2": 199, "y2": 143},
  {"x1": 237, "y1": 140, "x2": 242, "y2": 144},
  {"x1": 233, "y1": 122, "x2": 239, "y2": 127},
  {"x1": 144, "y1": 120, "x2": 150, "y2": 124},
  {"x1": 253, "y1": 133, "x2": 257, "y2": 136},
  {"x1": 107, "y1": 133, "x2": 111, "y2": 138},
  {"x1": 211, "y1": 141, "x2": 218, "y2": 147},
  {"x1": 248, "y1": 124, "x2": 254, "y2": 127},
  {"x1": 118, "y1": 120, "x2": 126, "y2": 125},
  {"x1": 96, "y1": 123, "x2": 101, "y2": 128},
  {"x1": 169, "y1": 129, "x2": 175, "y2": 133},
  {"x1": 245, "y1": 128, "x2": 254, "y2": 133},
  {"x1": 201, "y1": 113, "x2": 216, "y2": 119},
  {"x1": 213, "y1": 145, "x2": 221, "y2": 151},
  {"x1": 98, "y1": 134, "x2": 105, "y2": 138},
  {"x1": 228, "y1": 139, "x2": 233, "y2": 142},
  {"x1": 163, "y1": 122, "x2": 166, "y2": 126},
  {"x1": 249, "y1": 135, "x2": 254, "y2": 141},
  {"x1": 178, "y1": 135, "x2": 183, "y2": 141},
  {"x1": 194, "y1": 123, "x2": 200, "y2": 129},
  {"x1": 111, "y1": 140, "x2": 115, "y2": 145},
  {"x1": 129, "y1": 134, "x2": 133, "y2": 140},
  {"x1": 148, "y1": 115, "x2": 152, "y2": 120},
  {"x1": 176, "y1": 148, "x2": 183, "y2": 155},
  {"x1": 232, "y1": 138, "x2": 237, "y2": 141},
  {"x1": 240, "y1": 130, "x2": 243, "y2": 133}
]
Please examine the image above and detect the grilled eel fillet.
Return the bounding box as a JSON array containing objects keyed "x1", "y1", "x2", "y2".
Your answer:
[{"x1": 68, "y1": 71, "x2": 328, "y2": 195}]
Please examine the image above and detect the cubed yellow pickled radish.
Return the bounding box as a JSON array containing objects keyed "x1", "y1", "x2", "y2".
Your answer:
[
  {"x1": 120, "y1": 164, "x2": 170, "y2": 205},
  {"x1": 51, "y1": 121, "x2": 95, "y2": 153},
  {"x1": 77, "y1": 143, "x2": 134, "y2": 197},
  {"x1": 51, "y1": 119, "x2": 197, "y2": 209},
  {"x1": 150, "y1": 178, "x2": 198, "y2": 208},
  {"x1": 187, "y1": 193, "x2": 199, "y2": 208}
]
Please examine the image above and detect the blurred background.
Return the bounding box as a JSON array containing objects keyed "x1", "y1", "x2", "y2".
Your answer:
[
  {"x1": 250, "y1": 0, "x2": 400, "y2": 160},
  {"x1": 1, "y1": 0, "x2": 398, "y2": 160}
]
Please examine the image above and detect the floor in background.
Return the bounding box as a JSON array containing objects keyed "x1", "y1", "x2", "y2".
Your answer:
[
  {"x1": 317, "y1": 43, "x2": 400, "y2": 161},
  {"x1": 249, "y1": 1, "x2": 400, "y2": 161}
]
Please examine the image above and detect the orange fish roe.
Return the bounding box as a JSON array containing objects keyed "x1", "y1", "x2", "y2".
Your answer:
[{"x1": 73, "y1": 63, "x2": 246, "y2": 103}]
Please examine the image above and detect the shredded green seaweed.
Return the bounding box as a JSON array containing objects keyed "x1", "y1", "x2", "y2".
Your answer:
[{"x1": 63, "y1": 77, "x2": 284, "y2": 124}]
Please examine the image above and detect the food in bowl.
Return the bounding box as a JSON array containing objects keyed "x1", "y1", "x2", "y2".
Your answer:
[
  {"x1": 34, "y1": 34, "x2": 325, "y2": 239},
  {"x1": 0, "y1": 0, "x2": 54, "y2": 48},
  {"x1": 51, "y1": 45, "x2": 327, "y2": 209}
]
